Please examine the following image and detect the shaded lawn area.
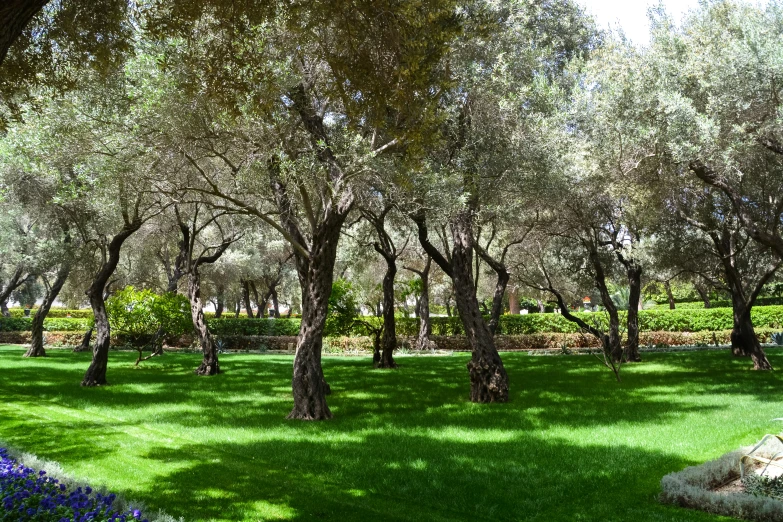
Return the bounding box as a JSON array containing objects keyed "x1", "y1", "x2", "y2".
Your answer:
[{"x1": 0, "y1": 347, "x2": 781, "y2": 522}]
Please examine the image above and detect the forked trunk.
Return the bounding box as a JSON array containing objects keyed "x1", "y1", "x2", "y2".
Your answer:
[
  {"x1": 24, "y1": 263, "x2": 70, "y2": 358},
  {"x1": 591, "y1": 250, "x2": 623, "y2": 363},
  {"x1": 625, "y1": 265, "x2": 642, "y2": 363},
  {"x1": 190, "y1": 270, "x2": 220, "y2": 375},
  {"x1": 377, "y1": 257, "x2": 397, "y2": 369},
  {"x1": 451, "y1": 214, "x2": 508, "y2": 403}
]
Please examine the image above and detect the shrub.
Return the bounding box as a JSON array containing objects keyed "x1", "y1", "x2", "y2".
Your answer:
[
  {"x1": 106, "y1": 287, "x2": 192, "y2": 346},
  {"x1": 744, "y1": 474, "x2": 783, "y2": 502}
]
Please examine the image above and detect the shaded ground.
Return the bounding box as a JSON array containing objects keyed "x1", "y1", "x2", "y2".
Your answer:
[{"x1": 0, "y1": 346, "x2": 780, "y2": 521}]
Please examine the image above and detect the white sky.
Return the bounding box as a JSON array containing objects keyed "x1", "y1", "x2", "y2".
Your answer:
[{"x1": 578, "y1": 0, "x2": 703, "y2": 43}]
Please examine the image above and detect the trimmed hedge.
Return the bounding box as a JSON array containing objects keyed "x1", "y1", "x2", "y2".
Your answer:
[
  {"x1": 206, "y1": 318, "x2": 301, "y2": 336},
  {"x1": 5, "y1": 308, "x2": 93, "y2": 318},
  {"x1": 0, "y1": 317, "x2": 90, "y2": 332},
  {"x1": 3, "y1": 305, "x2": 783, "y2": 336}
]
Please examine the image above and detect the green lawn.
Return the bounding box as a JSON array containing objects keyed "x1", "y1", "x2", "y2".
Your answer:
[{"x1": 0, "y1": 346, "x2": 781, "y2": 521}]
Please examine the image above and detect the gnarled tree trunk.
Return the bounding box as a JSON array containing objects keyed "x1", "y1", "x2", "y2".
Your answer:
[
  {"x1": 288, "y1": 225, "x2": 344, "y2": 420},
  {"x1": 413, "y1": 257, "x2": 433, "y2": 351},
  {"x1": 376, "y1": 255, "x2": 398, "y2": 368},
  {"x1": 590, "y1": 248, "x2": 623, "y2": 363},
  {"x1": 625, "y1": 264, "x2": 642, "y2": 363},
  {"x1": 191, "y1": 269, "x2": 220, "y2": 375},
  {"x1": 270, "y1": 288, "x2": 280, "y2": 318},
  {"x1": 81, "y1": 222, "x2": 140, "y2": 386},
  {"x1": 451, "y1": 213, "x2": 509, "y2": 403},
  {"x1": 24, "y1": 263, "x2": 70, "y2": 358},
  {"x1": 241, "y1": 279, "x2": 253, "y2": 318}
]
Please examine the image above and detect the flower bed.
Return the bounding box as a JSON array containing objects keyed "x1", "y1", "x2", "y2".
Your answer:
[{"x1": 0, "y1": 447, "x2": 148, "y2": 522}]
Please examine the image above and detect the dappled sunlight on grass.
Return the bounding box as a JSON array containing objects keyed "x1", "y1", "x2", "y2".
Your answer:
[{"x1": 0, "y1": 346, "x2": 781, "y2": 520}]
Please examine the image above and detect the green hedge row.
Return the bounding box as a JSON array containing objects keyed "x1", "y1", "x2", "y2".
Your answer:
[
  {"x1": 206, "y1": 318, "x2": 301, "y2": 336},
  {"x1": 0, "y1": 317, "x2": 91, "y2": 332},
  {"x1": 3, "y1": 305, "x2": 783, "y2": 336},
  {"x1": 5, "y1": 308, "x2": 94, "y2": 318}
]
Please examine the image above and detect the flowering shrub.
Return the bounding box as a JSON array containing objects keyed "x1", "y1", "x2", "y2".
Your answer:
[{"x1": 0, "y1": 448, "x2": 147, "y2": 522}]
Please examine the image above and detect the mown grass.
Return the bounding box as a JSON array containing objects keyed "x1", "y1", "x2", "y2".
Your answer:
[{"x1": 0, "y1": 346, "x2": 781, "y2": 521}]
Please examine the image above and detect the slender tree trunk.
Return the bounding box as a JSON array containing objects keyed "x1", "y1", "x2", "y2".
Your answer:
[
  {"x1": 242, "y1": 280, "x2": 253, "y2": 318},
  {"x1": 24, "y1": 264, "x2": 70, "y2": 357},
  {"x1": 377, "y1": 256, "x2": 398, "y2": 368},
  {"x1": 190, "y1": 269, "x2": 220, "y2": 375},
  {"x1": 81, "y1": 222, "x2": 140, "y2": 386},
  {"x1": 451, "y1": 213, "x2": 509, "y2": 403},
  {"x1": 590, "y1": 249, "x2": 623, "y2": 363},
  {"x1": 250, "y1": 281, "x2": 262, "y2": 318},
  {"x1": 74, "y1": 326, "x2": 93, "y2": 352},
  {"x1": 415, "y1": 259, "x2": 433, "y2": 351},
  {"x1": 509, "y1": 286, "x2": 520, "y2": 315},
  {"x1": 271, "y1": 288, "x2": 280, "y2": 318},
  {"x1": 696, "y1": 284, "x2": 711, "y2": 309},
  {"x1": 664, "y1": 280, "x2": 676, "y2": 310},
  {"x1": 234, "y1": 299, "x2": 240, "y2": 318},
  {"x1": 214, "y1": 285, "x2": 225, "y2": 319},
  {"x1": 625, "y1": 265, "x2": 642, "y2": 363}
]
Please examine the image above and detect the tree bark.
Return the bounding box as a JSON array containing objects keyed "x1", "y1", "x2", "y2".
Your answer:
[
  {"x1": 241, "y1": 279, "x2": 253, "y2": 318},
  {"x1": 509, "y1": 286, "x2": 520, "y2": 315},
  {"x1": 589, "y1": 248, "x2": 623, "y2": 363},
  {"x1": 250, "y1": 281, "x2": 262, "y2": 318},
  {"x1": 24, "y1": 263, "x2": 70, "y2": 358},
  {"x1": 731, "y1": 307, "x2": 772, "y2": 370},
  {"x1": 214, "y1": 284, "x2": 225, "y2": 318},
  {"x1": 288, "y1": 224, "x2": 344, "y2": 420},
  {"x1": 74, "y1": 326, "x2": 93, "y2": 352},
  {"x1": 451, "y1": 213, "x2": 509, "y2": 403},
  {"x1": 410, "y1": 257, "x2": 433, "y2": 351},
  {"x1": 81, "y1": 221, "x2": 140, "y2": 386},
  {"x1": 376, "y1": 252, "x2": 398, "y2": 368},
  {"x1": 191, "y1": 269, "x2": 220, "y2": 375},
  {"x1": 270, "y1": 287, "x2": 280, "y2": 318},
  {"x1": 625, "y1": 264, "x2": 642, "y2": 362},
  {"x1": 695, "y1": 284, "x2": 711, "y2": 309},
  {"x1": 664, "y1": 280, "x2": 676, "y2": 310}
]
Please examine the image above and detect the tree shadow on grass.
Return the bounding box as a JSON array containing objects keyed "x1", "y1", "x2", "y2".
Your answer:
[{"x1": 0, "y1": 347, "x2": 779, "y2": 521}]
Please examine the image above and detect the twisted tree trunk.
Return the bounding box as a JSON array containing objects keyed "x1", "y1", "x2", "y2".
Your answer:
[
  {"x1": 24, "y1": 263, "x2": 70, "y2": 358},
  {"x1": 191, "y1": 269, "x2": 220, "y2": 375},
  {"x1": 376, "y1": 254, "x2": 398, "y2": 368},
  {"x1": 625, "y1": 264, "x2": 643, "y2": 363},
  {"x1": 81, "y1": 221, "x2": 140, "y2": 386},
  {"x1": 451, "y1": 213, "x2": 509, "y2": 402}
]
